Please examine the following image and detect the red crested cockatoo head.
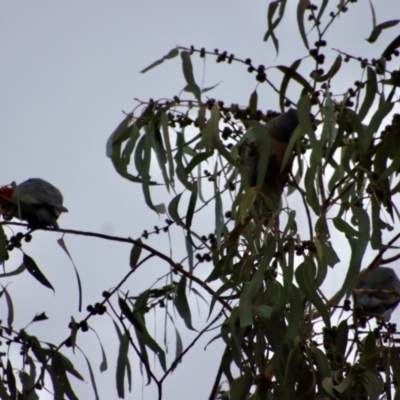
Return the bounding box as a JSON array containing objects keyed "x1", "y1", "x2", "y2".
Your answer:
[{"x1": 0, "y1": 178, "x2": 68, "y2": 229}]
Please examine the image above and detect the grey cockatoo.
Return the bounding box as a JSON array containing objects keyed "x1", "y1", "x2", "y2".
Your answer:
[
  {"x1": 239, "y1": 108, "x2": 299, "y2": 214},
  {"x1": 0, "y1": 178, "x2": 68, "y2": 229},
  {"x1": 355, "y1": 266, "x2": 400, "y2": 322}
]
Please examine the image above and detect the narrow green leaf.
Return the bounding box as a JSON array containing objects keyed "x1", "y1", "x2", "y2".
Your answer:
[
  {"x1": 69, "y1": 317, "x2": 78, "y2": 350},
  {"x1": 116, "y1": 332, "x2": 129, "y2": 399},
  {"x1": 239, "y1": 187, "x2": 257, "y2": 224},
  {"x1": 377, "y1": 145, "x2": 400, "y2": 182},
  {"x1": 51, "y1": 353, "x2": 79, "y2": 400},
  {"x1": 201, "y1": 81, "x2": 222, "y2": 93},
  {"x1": 23, "y1": 253, "x2": 54, "y2": 291},
  {"x1": 160, "y1": 112, "x2": 175, "y2": 185},
  {"x1": 0, "y1": 286, "x2": 13, "y2": 330},
  {"x1": 255, "y1": 305, "x2": 273, "y2": 319},
  {"x1": 0, "y1": 375, "x2": 11, "y2": 400},
  {"x1": 333, "y1": 216, "x2": 360, "y2": 238},
  {"x1": 279, "y1": 59, "x2": 302, "y2": 111},
  {"x1": 181, "y1": 51, "x2": 195, "y2": 84},
  {"x1": 368, "y1": 0, "x2": 377, "y2": 29},
  {"x1": 0, "y1": 263, "x2": 26, "y2": 278},
  {"x1": 129, "y1": 240, "x2": 142, "y2": 269},
  {"x1": 382, "y1": 34, "x2": 400, "y2": 59},
  {"x1": 168, "y1": 192, "x2": 185, "y2": 228},
  {"x1": 367, "y1": 20, "x2": 400, "y2": 43},
  {"x1": 106, "y1": 114, "x2": 132, "y2": 158},
  {"x1": 186, "y1": 184, "x2": 198, "y2": 229},
  {"x1": 312, "y1": 55, "x2": 342, "y2": 82},
  {"x1": 19, "y1": 371, "x2": 39, "y2": 400},
  {"x1": 57, "y1": 238, "x2": 82, "y2": 312},
  {"x1": 184, "y1": 151, "x2": 212, "y2": 175},
  {"x1": 333, "y1": 369, "x2": 358, "y2": 394},
  {"x1": 136, "y1": 328, "x2": 167, "y2": 372},
  {"x1": 81, "y1": 351, "x2": 100, "y2": 400},
  {"x1": 363, "y1": 101, "x2": 394, "y2": 151},
  {"x1": 297, "y1": 95, "x2": 317, "y2": 147},
  {"x1": 311, "y1": 346, "x2": 331, "y2": 380},
  {"x1": 197, "y1": 105, "x2": 206, "y2": 131},
  {"x1": 174, "y1": 130, "x2": 193, "y2": 190},
  {"x1": 264, "y1": 315, "x2": 286, "y2": 383},
  {"x1": 304, "y1": 168, "x2": 320, "y2": 215},
  {"x1": 134, "y1": 133, "x2": 148, "y2": 181},
  {"x1": 209, "y1": 104, "x2": 240, "y2": 167},
  {"x1": 264, "y1": 1, "x2": 279, "y2": 51},
  {"x1": 141, "y1": 124, "x2": 156, "y2": 212},
  {"x1": 264, "y1": 0, "x2": 287, "y2": 53},
  {"x1": 277, "y1": 65, "x2": 313, "y2": 94},
  {"x1": 247, "y1": 121, "x2": 270, "y2": 189},
  {"x1": 6, "y1": 360, "x2": 17, "y2": 399},
  {"x1": 327, "y1": 54, "x2": 342, "y2": 79},
  {"x1": 315, "y1": 0, "x2": 329, "y2": 23},
  {"x1": 215, "y1": 186, "x2": 224, "y2": 250},
  {"x1": 181, "y1": 51, "x2": 200, "y2": 100},
  {"x1": 239, "y1": 279, "x2": 263, "y2": 327},
  {"x1": 185, "y1": 234, "x2": 194, "y2": 274},
  {"x1": 140, "y1": 48, "x2": 179, "y2": 73},
  {"x1": 174, "y1": 276, "x2": 195, "y2": 330},
  {"x1": 345, "y1": 109, "x2": 365, "y2": 152},
  {"x1": 358, "y1": 67, "x2": 377, "y2": 122},
  {"x1": 0, "y1": 225, "x2": 7, "y2": 264},
  {"x1": 339, "y1": 208, "x2": 370, "y2": 299},
  {"x1": 121, "y1": 124, "x2": 140, "y2": 170},
  {"x1": 31, "y1": 312, "x2": 48, "y2": 323},
  {"x1": 230, "y1": 375, "x2": 253, "y2": 400},
  {"x1": 118, "y1": 297, "x2": 143, "y2": 332},
  {"x1": 297, "y1": 0, "x2": 311, "y2": 50},
  {"x1": 59, "y1": 353, "x2": 84, "y2": 381},
  {"x1": 97, "y1": 335, "x2": 108, "y2": 372},
  {"x1": 370, "y1": 198, "x2": 382, "y2": 250},
  {"x1": 152, "y1": 126, "x2": 170, "y2": 191},
  {"x1": 119, "y1": 297, "x2": 167, "y2": 371},
  {"x1": 248, "y1": 90, "x2": 258, "y2": 113},
  {"x1": 363, "y1": 370, "x2": 383, "y2": 400},
  {"x1": 46, "y1": 365, "x2": 64, "y2": 399},
  {"x1": 174, "y1": 326, "x2": 183, "y2": 365},
  {"x1": 284, "y1": 285, "x2": 304, "y2": 343},
  {"x1": 335, "y1": 320, "x2": 349, "y2": 357},
  {"x1": 320, "y1": 91, "x2": 335, "y2": 150},
  {"x1": 281, "y1": 123, "x2": 302, "y2": 174},
  {"x1": 391, "y1": 347, "x2": 400, "y2": 391},
  {"x1": 295, "y1": 258, "x2": 330, "y2": 327}
]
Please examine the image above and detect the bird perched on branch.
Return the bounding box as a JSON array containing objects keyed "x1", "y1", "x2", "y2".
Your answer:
[
  {"x1": 0, "y1": 178, "x2": 68, "y2": 229},
  {"x1": 354, "y1": 266, "x2": 400, "y2": 322},
  {"x1": 239, "y1": 108, "x2": 299, "y2": 217}
]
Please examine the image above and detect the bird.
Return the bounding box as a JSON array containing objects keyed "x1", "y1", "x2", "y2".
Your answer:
[
  {"x1": 0, "y1": 178, "x2": 68, "y2": 229},
  {"x1": 354, "y1": 266, "x2": 400, "y2": 322},
  {"x1": 239, "y1": 108, "x2": 299, "y2": 216}
]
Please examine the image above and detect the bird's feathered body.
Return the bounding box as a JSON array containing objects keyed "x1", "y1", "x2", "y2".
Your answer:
[
  {"x1": 240, "y1": 109, "x2": 299, "y2": 215},
  {"x1": 0, "y1": 178, "x2": 68, "y2": 229},
  {"x1": 355, "y1": 266, "x2": 400, "y2": 321}
]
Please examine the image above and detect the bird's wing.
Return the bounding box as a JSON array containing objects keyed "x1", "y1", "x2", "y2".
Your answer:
[{"x1": 15, "y1": 179, "x2": 66, "y2": 210}]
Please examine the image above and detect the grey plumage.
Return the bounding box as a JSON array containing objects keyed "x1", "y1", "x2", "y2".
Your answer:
[
  {"x1": 2, "y1": 178, "x2": 68, "y2": 229},
  {"x1": 355, "y1": 266, "x2": 400, "y2": 321},
  {"x1": 266, "y1": 108, "x2": 299, "y2": 143},
  {"x1": 239, "y1": 108, "x2": 299, "y2": 214}
]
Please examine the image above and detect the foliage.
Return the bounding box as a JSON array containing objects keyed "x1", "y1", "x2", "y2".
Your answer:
[{"x1": 1, "y1": 0, "x2": 400, "y2": 399}]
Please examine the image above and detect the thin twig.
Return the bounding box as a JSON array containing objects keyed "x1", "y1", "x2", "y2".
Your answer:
[
  {"x1": 10, "y1": 224, "x2": 233, "y2": 312},
  {"x1": 159, "y1": 309, "x2": 225, "y2": 384}
]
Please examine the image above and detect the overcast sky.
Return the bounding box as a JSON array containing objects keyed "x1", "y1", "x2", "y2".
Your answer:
[{"x1": 1, "y1": 1, "x2": 400, "y2": 399}]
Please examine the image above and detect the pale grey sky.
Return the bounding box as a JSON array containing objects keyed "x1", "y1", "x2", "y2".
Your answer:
[{"x1": 1, "y1": 1, "x2": 400, "y2": 399}]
